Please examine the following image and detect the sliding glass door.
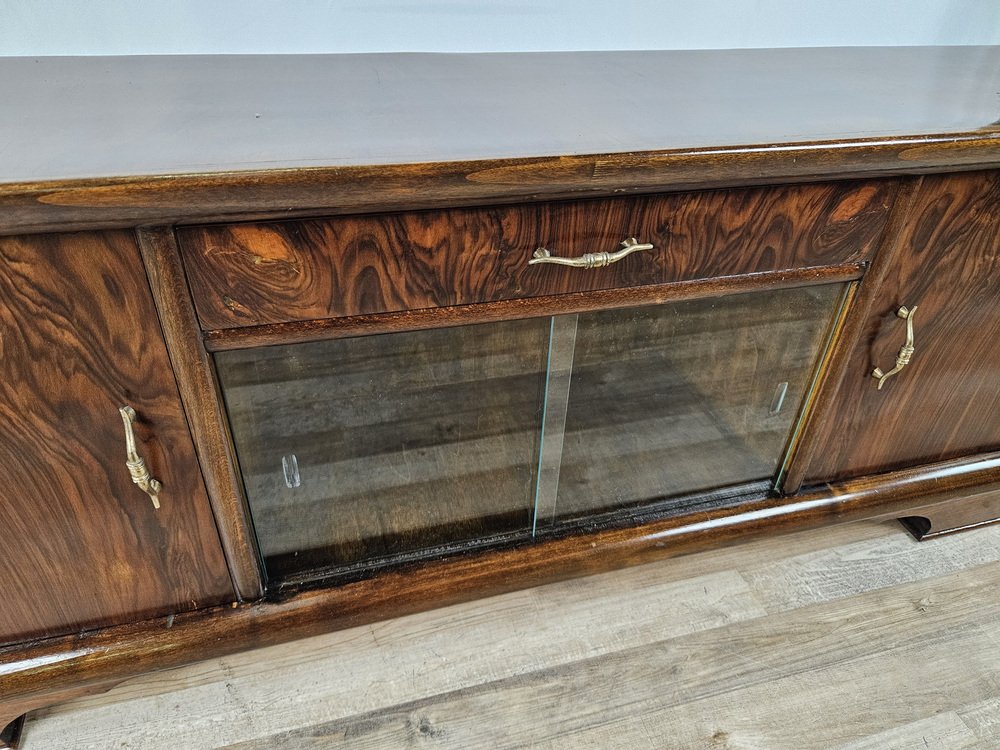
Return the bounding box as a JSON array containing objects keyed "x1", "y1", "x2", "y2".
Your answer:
[{"x1": 215, "y1": 283, "x2": 847, "y2": 582}]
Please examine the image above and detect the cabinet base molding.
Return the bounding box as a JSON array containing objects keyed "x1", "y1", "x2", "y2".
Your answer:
[
  {"x1": 2, "y1": 452, "x2": 998, "y2": 732},
  {"x1": 0, "y1": 680, "x2": 123, "y2": 750},
  {"x1": 0, "y1": 716, "x2": 23, "y2": 750},
  {"x1": 898, "y1": 487, "x2": 1000, "y2": 540}
]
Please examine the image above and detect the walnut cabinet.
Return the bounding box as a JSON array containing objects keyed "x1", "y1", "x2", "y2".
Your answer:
[{"x1": 1, "y1": 47, "x2": 999, "y2": 747}]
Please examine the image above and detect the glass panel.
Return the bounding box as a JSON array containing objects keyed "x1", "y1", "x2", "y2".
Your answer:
[
  {"x1": 218, "y1": 282, "x2": 846, "y2": 583},
  {"x1": 544, "y1": 284, "x2": 845, "y2": 522},
  {"x1": 531, "y1": 314, "x2": 578, "y2": 534},
  {"x1": 216, "y1": 318, "x2": 550, "y2": 580}
]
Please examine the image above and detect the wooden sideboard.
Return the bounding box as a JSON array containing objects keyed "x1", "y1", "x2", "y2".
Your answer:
[{"x1": 2, "y1": 47, "x2": 1000, "y2": 747}]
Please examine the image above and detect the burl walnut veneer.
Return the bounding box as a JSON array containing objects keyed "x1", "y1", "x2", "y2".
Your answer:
[{"x1": 1, "y1": 47, "x2": 999, "y2": 747}]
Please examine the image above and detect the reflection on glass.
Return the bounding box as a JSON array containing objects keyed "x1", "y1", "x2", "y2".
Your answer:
[
  {"x1": 543, "y1": 285, "x2": 844, "y2": 522},
  {"x1": 217, "y1": 283, "x2": 845, "y2": 582},
  {"x1": 532, "y1": 314, "x2": 578, "y2": 533},
  {"x1": 216, "y1": 318, "x2": 549, "y2": 579}
]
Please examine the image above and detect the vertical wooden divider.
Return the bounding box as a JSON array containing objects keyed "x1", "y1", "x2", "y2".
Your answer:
[
  {"x1": 780, "y1": 177, "x2": 922, "y2": 494},
  {"x1": 136, "y1": 227, "x2": 265, "y2": 600}
]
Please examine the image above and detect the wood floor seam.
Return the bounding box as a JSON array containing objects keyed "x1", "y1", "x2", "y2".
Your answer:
[
  {"x1": 21, "y1": 525, "x2": 1000, "y2": 749},
  {"x1": 191, "y1": 557, "x2": 1000, "y2": 750}
]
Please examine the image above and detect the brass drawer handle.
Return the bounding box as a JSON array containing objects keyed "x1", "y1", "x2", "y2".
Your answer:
[
  {"x1": 119, "y1": 406, "x2": 162, "y2": 508},
  {"x1": 529, "y1": 237, "x2": 654, "y2": 269},
  {"x1": 872, "y1": 305, "x2": 918, "y2": 390}
]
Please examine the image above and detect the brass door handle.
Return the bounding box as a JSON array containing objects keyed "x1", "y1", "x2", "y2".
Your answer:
[
  {"x1": 119, "y1": 406, "x2": 162, "y2": 508},
  {"x1": 529, "y1": 237, "x2": 654, "y2": 269},
  {"x1": 872, "y1": 305, "x2": 918, "y2": 390}
]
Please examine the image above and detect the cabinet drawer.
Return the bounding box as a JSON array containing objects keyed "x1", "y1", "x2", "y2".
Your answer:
[{"x1": 177, "y1": 180, "x2": 895, "y2": 331}]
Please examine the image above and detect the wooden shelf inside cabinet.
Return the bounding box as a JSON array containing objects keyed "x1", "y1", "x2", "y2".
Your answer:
[{"x1": 2, "y1": 47, "x2": 1000, "y2": 742}]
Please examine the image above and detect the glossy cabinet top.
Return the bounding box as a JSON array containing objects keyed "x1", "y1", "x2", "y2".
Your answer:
[{"x1": 2, "y1": 46, "x2": 999, "y2": 183}]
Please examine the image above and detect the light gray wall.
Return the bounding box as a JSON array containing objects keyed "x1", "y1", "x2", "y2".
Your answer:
[{"x1": 1, "y1": 1, "x2": 998, "y2": 56}]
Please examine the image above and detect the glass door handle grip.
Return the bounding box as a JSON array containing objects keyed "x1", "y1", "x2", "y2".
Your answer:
[
  {"x1": 529, "y1": 237, "x2": 654, "y2": 269},
  {"x1": 119, "y1": 405, "x2": 162, "y2": 509},
  {"x1": 872, "y1": 305, "x2": 918, "y2": 390}
]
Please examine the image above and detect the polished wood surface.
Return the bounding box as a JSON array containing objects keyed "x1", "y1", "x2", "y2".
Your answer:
[
  {"x1": 805, "y1": 171, "x2": 1000, "y2": 483},
  {"x1": 136, "y1": 228, "x2": 264, "y2": 600},
  {"x1": 2, "y1": 451, "x2": 998, "y2": 726},
  {"x1": 0, "y1": 231, "x2": 233, "y2": 646},
  {"x1": 6, "y1": 48, "x2": 1000, "y2": 183},
  {"x1": 1, "y1": 48, "x2": 998, "y2": 234},
  {"x1": 202, "y1": 264, "x2": 864, "y2": 352},
  {"x1": 780, "y1": 179, "x2": 923, "y2": 493},
  {"x1": 179, "y1": 180, "x2": 892, "y2": 330},
  {"x1": 4, "y1": 138, "x2": 996, "y2": 238},
  {"x1": 900, "y1": 486, "x2": 1000, "y2": 540},
  {"x1": 21, "y1": 521, "x2": 1000, "y2": 749}
]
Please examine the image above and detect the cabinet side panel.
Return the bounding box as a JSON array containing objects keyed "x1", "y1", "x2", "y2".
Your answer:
[
  {"x1": 805, "y1": 171, "x2": 1000, "y2": 483},
  {"x1": 0, "y1": 231, "x2": 234, "y2": 645}
]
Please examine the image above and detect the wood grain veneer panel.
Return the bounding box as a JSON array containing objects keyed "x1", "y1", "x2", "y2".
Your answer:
[
  {"x1": 778, "y1": 178, "x2": 923, "y2": 495},
  {"x1": 136, "y1": 227, "x2": 265, "y2": 600},
  {"x1": 178, "y1": 180, "x2": 894, "y2": 331},
  {"x1": 805, "y1": 171, "x2": 1000, "y2": 482},
  {"x1": 0, "y1": 231, "x2": 233, "y2": 645}
]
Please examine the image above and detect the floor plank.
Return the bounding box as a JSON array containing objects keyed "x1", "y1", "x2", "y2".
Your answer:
[
  {"x1": 217, "y1": 560, "x2": 1000, "y2": 749},
  {"x1": 20, "y1": 520, "x2": 1000, "y2": 750},
  {"x1": 958, "y1": 697, "x2": 1000, "y2": 746}
]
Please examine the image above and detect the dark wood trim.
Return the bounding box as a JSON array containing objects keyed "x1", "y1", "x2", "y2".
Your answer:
[
  {"x1": 899, "y1": 486, "x2": 1000, "y2": 540},
  {"x1": 136, "y1": 227, "x2": 264, "y2": 600},
  {"x1": 780, "y1": 177, "x2": 924, "y2": 493},
  {"x1": 3, "y1": 134, "x2": 999, "y2": 236},
  {"x1": 3, "y1": 451, "x2": 998, "y2": 719},
  {"x1": 0, "y1": 681, "x2": 123, "y2": 750},
  {"x1": 775, "y1": 281, "x2": 860, "y2": 490},
  {"x1": 0, "y1": 716, "x2": 23, "y2": 750},
  {"x1": 203, "y1": 263, "x2": 865, "y2": 351}
]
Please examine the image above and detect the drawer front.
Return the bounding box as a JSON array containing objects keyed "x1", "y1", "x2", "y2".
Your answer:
[{"x1": 177, "y1": 180, "x2": 895, "y2": 331}]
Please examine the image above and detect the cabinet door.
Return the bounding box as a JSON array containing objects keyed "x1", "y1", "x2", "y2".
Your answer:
[
  {"x1": 0, "y1": 231, "x2": 234, "y2": 645},
  {"x1": 805, "y1": 171, "x2": 1000, "y2": 483}
]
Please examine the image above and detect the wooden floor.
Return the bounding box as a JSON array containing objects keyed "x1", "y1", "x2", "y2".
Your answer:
[{"x1": 20, "y1": 519, "x2": 1000, "y2": 749}]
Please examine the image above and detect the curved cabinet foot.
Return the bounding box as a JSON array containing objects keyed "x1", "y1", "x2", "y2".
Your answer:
[
  {"x1": 0, "y1": 680, "x2": 123, "y2": 750},
  {"x1": 0, "y1": 716, "x2": 24, "y2": 750},
  {"x1": 900, "y1": 487, "x2": 1000, "y2": 540}
]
